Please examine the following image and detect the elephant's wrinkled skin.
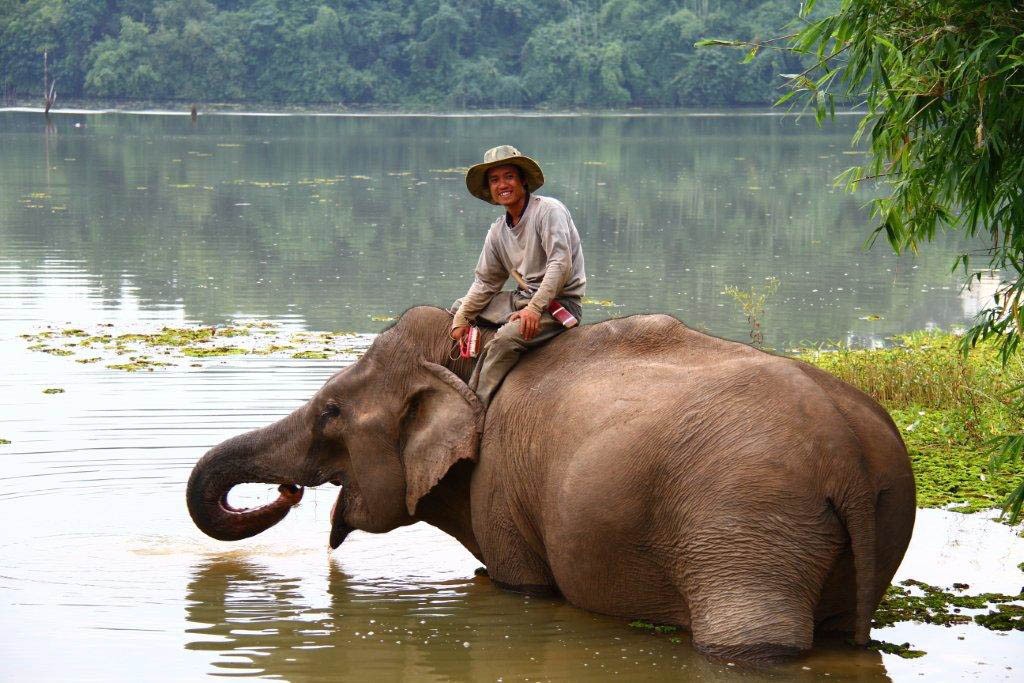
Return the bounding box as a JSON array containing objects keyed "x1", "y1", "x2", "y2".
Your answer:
[{"x1": 187, "y1": 307, "x2": 915, "y2": 661}]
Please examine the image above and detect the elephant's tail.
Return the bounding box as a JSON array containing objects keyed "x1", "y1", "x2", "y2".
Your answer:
[{"x1": 834, "y1": 485, "x2": 877, "y2": 645}]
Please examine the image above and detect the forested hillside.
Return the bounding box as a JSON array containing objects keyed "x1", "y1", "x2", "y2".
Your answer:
[{"x1": 0, "y1": 0, "x2": 821, "y2": 108}]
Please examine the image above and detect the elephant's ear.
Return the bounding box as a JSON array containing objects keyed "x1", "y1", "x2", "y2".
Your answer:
[{"x1": 400, "y1": 359, "x2": 485, "y2": 516}]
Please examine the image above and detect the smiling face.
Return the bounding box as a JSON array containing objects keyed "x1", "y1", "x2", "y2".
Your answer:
[{"x1": 487, "y1": 164, "x2": 527, "y2": 211}]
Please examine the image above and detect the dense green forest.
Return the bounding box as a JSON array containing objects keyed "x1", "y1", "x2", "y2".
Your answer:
[{"x1": 0, "y1": 0, "x2": 821, "y2": 108}]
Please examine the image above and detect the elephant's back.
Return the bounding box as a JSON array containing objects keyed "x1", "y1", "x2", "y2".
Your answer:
[
  {"x1": 496, "y1": 313, "x2": 814, "y2": 431},
  {"x1": 492, "y1": 312, "x2": 914, "y2": 542}
]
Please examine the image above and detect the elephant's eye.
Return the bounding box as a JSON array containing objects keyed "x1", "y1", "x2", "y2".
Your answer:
[{"x1": 320, "y1": 404, "x2": 341, "y2": 423}]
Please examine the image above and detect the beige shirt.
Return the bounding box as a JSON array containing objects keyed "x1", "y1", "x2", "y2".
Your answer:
[{"x1": 453, "y1": 195, "x2": 586, "y2": 329}]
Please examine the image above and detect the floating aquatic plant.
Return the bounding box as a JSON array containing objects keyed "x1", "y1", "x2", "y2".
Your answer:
[
  {"x1": 873, "y1": 579, "x2": 1023, "y2": 630},
  {"x1": 292, "y1": 350, "x2": 330, "y2": 360},
  {"x1": 181, "y1": 346, "x2": 247, "y2": 358},
  {"x1": 867, "y1": 639, "x2": 926, "y2": 659}
]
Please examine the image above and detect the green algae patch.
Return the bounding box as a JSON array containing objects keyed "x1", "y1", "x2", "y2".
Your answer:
[
  {"x1": 42, "y1": 388, "x2": 65, "y2": 394},
  {"x1": 214, "y1": 327, "x2": 250, "y2": 338},
  {"x1": 874, "y1": 579, "x2": 1023, "y2": 630},
  {"x1": 974, "y1": 603, "x2": 1024, "y2": 631},
  {"x1": 628, "y1": 620, "x2": 678, "y2": 634},
  {"x1": 119, "y1": 327, "x2": 217, "y2": 347},
  {"x1": 21, "y1": 331, "x2": 55, "y2": 341},
  {"x1": 79, "y1": 335, "x2": 113, "y2": 347},
  {"x1": 868, "y1": 639, "x2": 926, "y2": 659},
  {"x1": 182, "y1": 345, "x2": 248, "y2": 358},
  {"x1": 21, "y1": 322, "x2": 372, "y2": 369},
  {"x1": 106, "y1": 357, "x2": 173, "y2": 372},
  {"x1": 0, "y1": 439, "x2": 10, "y2": 445},
  {"x1": 28, "y1": 344, "x2": 75, "y2": 356},
  {"x1": 253, "y1": 344, "x2": 295, "y2": 355},
  {"x1": 292, "y1": 350, "x2": 331, "y2": 360}
]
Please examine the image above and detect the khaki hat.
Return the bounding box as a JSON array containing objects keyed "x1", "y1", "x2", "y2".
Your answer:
[{"x1": 465, "y1": 145, "x2": 545, "y2": 204}]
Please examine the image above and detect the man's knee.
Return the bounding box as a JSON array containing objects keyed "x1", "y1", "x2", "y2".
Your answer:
[{"x1": 489, "y1": 326, "x2": 527, "y2": 354}]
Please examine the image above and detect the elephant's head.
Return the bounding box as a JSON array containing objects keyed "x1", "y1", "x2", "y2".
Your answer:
[{"x1": 186, "y1": 307, "x2": 484, "y2": 548}]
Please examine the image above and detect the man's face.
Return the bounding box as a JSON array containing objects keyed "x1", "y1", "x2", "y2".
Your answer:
[{"x1": 487, "y1": 165, "x2": 526, "y2": 209}]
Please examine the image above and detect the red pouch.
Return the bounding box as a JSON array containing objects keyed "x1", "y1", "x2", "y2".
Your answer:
[
  {"x1": 459, "y1": 326, "x2": 481, "y2": 359},
  {"x1": 547, "y1": 300, "x2": 579, "y2": 328}
]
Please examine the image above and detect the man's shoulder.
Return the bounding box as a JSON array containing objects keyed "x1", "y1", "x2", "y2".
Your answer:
[
  {"x1": 485, "y1": 213, "x2": 506, "y2": 235},
  {"x1": 531, "y1": 195, "x2": 571, "y2": 217}
]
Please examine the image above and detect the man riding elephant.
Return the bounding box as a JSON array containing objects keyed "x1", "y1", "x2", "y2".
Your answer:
[{"x1": 450, "y1": 145, "x2": 586, "y2": 408}]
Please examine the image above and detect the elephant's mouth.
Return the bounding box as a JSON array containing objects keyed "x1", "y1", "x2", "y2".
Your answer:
[
  {"x1": 327, "y1": 472, "x2": 354, "y2": 549},
  {"x1": 329, "y1": 487, "x2": 353, "y2": 549}
]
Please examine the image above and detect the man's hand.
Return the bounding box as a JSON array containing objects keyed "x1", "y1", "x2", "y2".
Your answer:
[
  {"x1": 451, "y1": 325, "x2": 470, "y2": 341},
  {"x1": 509, "y1": 308, "x2": 541, "y2": 341}
]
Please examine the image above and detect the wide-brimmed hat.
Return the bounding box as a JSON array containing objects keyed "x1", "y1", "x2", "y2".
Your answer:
[{"x1": 465, "y1": 145, "x2": 544, "y2": 204}]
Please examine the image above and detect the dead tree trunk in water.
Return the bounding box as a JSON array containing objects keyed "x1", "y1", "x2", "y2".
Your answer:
[{"x1": 43, "y1": 50, "x2": 56, "y2": 116}]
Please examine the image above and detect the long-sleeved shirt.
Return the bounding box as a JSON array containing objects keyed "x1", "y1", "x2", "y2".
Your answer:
[{"x1": 452, "y1": 194, "x2": 586, "y2": 329}]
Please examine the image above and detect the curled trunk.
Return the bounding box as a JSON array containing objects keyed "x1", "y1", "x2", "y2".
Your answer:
[{"x1": 186, "y1": 421, "x2": 306, "y2": 541}]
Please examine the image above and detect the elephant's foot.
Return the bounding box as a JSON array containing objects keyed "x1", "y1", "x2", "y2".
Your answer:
[
  {"x1": 688, "y1": 601, "x2": 813, "y2": 663},
  {"x1": 490, "y1": 577, "x2": 562, "y2": 598},
  {"x1": 694, "y1": 640, "x2": 805, "y2": 664}
]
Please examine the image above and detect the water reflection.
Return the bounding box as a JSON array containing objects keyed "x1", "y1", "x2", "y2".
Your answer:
[
  {"x1": 0, "y1": 111, "x2": 982, "y2": 346},
  {"x1": 184, "y1": 556, "x2": 893, "y2": 681}
]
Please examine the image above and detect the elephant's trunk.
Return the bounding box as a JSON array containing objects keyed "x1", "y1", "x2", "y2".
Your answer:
[{"x1": 186, "y1": 417, "x2": 309, "y2": 541}]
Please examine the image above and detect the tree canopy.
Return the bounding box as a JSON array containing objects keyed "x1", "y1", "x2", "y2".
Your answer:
[{"x1": 0, "y1": 0, "x2": 813, "y2": 107}]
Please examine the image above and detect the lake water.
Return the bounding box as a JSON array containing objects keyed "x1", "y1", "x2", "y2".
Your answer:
[{"x1": 1, "y1": 110, "x2": 1021, "y2": 681}]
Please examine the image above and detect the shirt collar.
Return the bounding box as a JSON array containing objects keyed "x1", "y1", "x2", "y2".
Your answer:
[{"x1": 504, "y1": 192, "x2": 532, "y2": 228}]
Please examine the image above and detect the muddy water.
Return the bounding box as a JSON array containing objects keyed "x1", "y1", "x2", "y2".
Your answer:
[
  {"x1": 1, "y1": 112, "x2": 1022, "y2": 681},
  {"x1": 2, "y1": 261, "x2": 1022, "y2": 681}
]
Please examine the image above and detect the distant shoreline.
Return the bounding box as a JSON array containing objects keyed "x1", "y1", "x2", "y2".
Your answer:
[{"x1": 0, "y1": 103, "x2": 867, "y2": 119}]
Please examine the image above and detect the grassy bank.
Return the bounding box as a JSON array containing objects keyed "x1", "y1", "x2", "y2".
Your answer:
[{"x1": 799, "y1": 331, "x2": 1024, "y2": 515}]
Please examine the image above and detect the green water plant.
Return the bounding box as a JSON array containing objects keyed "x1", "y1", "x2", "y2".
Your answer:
[
  {"x1": 106, "y1": 357, "x2": 172, "y2": 372},
  {"x1": 42, "y1": 388, "x2": 64, "y2": 394},
  {"x1": 974, "y1": 604, "x2": 1024, "y2": 632},
  {"x1": 724, "y1": 277, "x2": 780, "y2": 348},
  {"x1": 867, "y1": 639, "x2": 925, "y2": 659},
  {"x1": 0, "y1": 439, "x2": 11, "y2": 445},
  {"x1": 874, "y1": 579, "x2": 1023, "y2": 631},
  {"x1": 181, "y1": 346, "x2": 248, "y2": 358},
  {"x1": 628, "y1": 620, "x2": 679, "y2": 634},
  {"x1": 292, "y1": 350, "x2": 331, "y2": 360},
  {"x1": 21, "y1": 322, "x2": 372, "y2": 368}
]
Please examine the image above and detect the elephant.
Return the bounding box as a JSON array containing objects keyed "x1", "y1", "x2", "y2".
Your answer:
[{"x1": 186, "y1": 306, "x2": 916, "y2": 662}]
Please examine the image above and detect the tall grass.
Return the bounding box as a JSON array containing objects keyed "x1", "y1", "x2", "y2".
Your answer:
[{"x1": 799, "y1": 332, "x2": 1022, "y2": 413}]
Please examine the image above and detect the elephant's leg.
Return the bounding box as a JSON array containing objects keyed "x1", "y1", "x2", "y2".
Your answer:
[
  {"x1": 685, "y1": 580, "x2": 814, "y2": 661},
  {"x1": 483, "y1": 530, "x2": 560, "y2": 597},
  {"x1": 470, "y1": 459, "x2": 559, "y2": 596},
  {"x1": 678, "y1": 509, "x2": 843, "y2": 662}
]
